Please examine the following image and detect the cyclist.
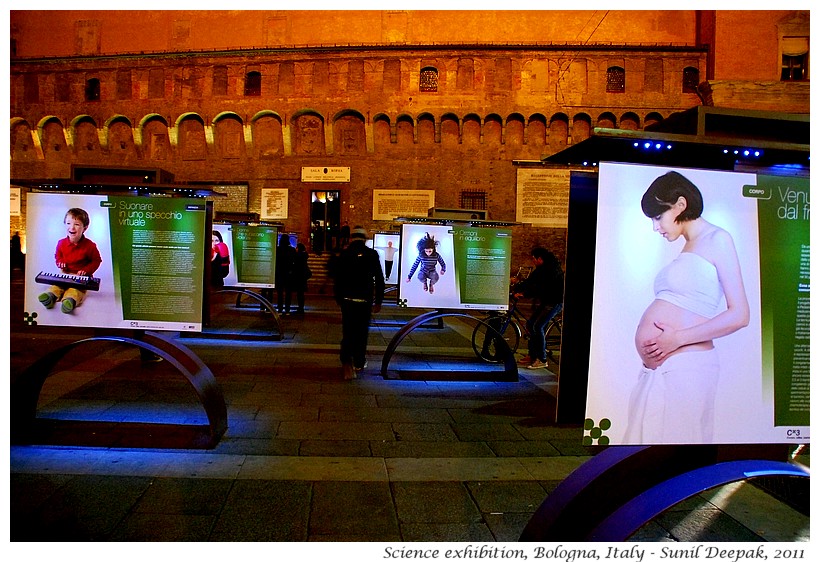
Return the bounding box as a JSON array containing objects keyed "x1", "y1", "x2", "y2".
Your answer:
[{"x1": 513, "y1": 247, "x2": 564, "y2": 369}]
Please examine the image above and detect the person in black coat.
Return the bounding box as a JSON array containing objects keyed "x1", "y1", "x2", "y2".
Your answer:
[
  {"x1": 331, "y1": 226, "x2": 385, "y2": 379},
  {"x1": 513, "y1": 247, "x2": 564, "y2": 369},
  {"x1": 275, "y1": 235, "x2": 296, "y2": 314},
  {"x1": 292, "y1": 242, "x2": 310, "y2": 314}
]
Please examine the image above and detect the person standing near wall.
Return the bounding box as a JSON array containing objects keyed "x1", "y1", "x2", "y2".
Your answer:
[
  {"x1": 275, "y1": 235, "x2": 296, "y2": 315},
  {"x1": 339, "y1": 222, "x2": 350, "y2": 249},
  {"x1": 292, "y1": 242, "x2": 311, "y2": 314},
  {"x1": 331, "y1": 226, "x2": 385, "y2": 380},
  {"x1": 11, "y1": 231, "x2": 24, "y2": 271}
]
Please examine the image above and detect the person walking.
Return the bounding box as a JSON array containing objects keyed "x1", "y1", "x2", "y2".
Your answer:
[{"x1": 331, "y1": 226, "x2": 385, "y2": 380}]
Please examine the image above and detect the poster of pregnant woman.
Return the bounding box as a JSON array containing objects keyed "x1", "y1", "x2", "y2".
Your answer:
[{"x1": 584, "y1": 162, "x2": 809, "y2": 445}]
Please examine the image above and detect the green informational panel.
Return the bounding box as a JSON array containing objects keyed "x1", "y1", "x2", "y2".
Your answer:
[
  {"x1": 212, "y1": 223, "x2": 279, "y2": 288},
  {"x1": 751, "y1": 175, "x2": 810, "y2": 428},
  {"x1": 398, "y1": 223, "x2": 512, "y2": 311},
  {"x1": 451, "y1": 226, "x2": 513, "y2": 308},
  {"x1": 25, "y1": 193, "x2": 207, "y2": 331},
  {"x1": 230, "y1": 224, "x2": 278, "y2": 287}
]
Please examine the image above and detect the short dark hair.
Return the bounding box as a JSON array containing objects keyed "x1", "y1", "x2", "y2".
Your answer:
[
  {"x1": 65, "y1": 208, "x2": 90, "y2": 228},
  {"x1": 531, "y1": 247, "x2": 548, "y2": 261},
  {"x1": 641, "y1": 171, "x2": 703, "y2": 222},
  {"x1": 531, "y1": 247, "x2": 558, "y2": 267}
]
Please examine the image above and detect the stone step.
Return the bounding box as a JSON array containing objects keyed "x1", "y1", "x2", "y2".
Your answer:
[{"x1": 306, "y1": 254, "x2": 333, "y2": 295}]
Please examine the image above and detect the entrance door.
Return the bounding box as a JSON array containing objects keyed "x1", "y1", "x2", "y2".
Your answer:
[{"x1": 310, "y1": 190, "x2": 340, "y2": 253}]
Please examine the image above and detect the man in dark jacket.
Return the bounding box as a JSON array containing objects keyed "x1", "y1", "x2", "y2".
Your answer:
[
  {"x1": 275, "y1": 234, "x2": 296, "y2": 314},
  {"x1": 332, "y1": 226, "x2": 385, "y2": 379},
  {"x1": 513, "y1": 247, "x2": 564, "y2": 369}
]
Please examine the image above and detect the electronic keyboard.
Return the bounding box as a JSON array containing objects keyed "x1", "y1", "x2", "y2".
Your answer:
[{"x1": 35, "y1": 271, "x2": 101, "y2": 291}]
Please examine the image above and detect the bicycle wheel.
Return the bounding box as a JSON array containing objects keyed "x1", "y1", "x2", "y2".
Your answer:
[
  {"x1": 545, "y1": 316, "x2": 562, "y2": 360},
  {"x1": 471, "y1": 315, "x2": 521, "y2": 363}
]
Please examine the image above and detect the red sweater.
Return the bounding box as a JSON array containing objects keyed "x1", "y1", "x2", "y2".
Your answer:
[{"x1": 55, "y1": 236, "x2": 102, "y2": 275}]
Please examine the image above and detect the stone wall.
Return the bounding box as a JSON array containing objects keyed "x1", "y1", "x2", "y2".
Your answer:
[{"x1": 9, "y1": 10, "x2": 810, "y2": 268}]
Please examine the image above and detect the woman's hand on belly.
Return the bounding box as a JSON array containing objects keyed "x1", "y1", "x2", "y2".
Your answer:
[
  {"x1": 640, "y1": 321, "x2": 681, "y2": 366},
  {"x1": 635, "y1": 317, "x2": 665, "y2": 368},
  {"x1": 635, "y1": 301, "x2": 713, "y2": 368},
  {"x1": 641, "y1": 321, "x2": 714, "y2": 366}
]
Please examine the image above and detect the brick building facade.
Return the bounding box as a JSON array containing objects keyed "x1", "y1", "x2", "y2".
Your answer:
[{"x1": 9, "y1": 10, "x2": 809, "y2": 265}]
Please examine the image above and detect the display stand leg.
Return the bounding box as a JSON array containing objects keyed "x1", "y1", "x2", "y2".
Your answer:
[
  {"x1": 11, "y1": 330, "x2": 227, "y2": 448},
  {"x1": 519, "y1": 444, "x2": 808, "y2": 542},
  {"x1": 380, "y1": 310, "x2": 518, "y2": 381}
]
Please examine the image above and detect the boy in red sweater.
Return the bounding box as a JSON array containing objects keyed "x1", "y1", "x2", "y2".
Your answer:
[{"x1": 38, "y1": 207, "x2": 102, "y2": 314}]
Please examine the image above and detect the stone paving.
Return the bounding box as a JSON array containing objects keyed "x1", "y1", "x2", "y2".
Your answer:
[{"x1": 9, "y1": 274, "x2": 810, "y2": 543}]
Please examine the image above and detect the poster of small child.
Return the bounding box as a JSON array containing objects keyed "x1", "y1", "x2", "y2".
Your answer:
[
  {"x1": 37, "y1": 207, "x2": 103, "y2": 314},
  {"x1": 399, "y1": 224, "x2": 458, "y2": 308},
  {"x1": 405, "y1": 231, "x2": 447, "y2": 293}
]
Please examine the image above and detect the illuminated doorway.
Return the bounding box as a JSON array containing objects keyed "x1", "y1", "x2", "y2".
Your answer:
[{"x1": 310, "y1": 190, "x2": 340, "y2": 253}]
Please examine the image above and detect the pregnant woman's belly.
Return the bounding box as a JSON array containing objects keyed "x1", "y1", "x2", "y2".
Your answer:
[{"x1": 635, "y1": 299, "x2": 714, "y2": 369}]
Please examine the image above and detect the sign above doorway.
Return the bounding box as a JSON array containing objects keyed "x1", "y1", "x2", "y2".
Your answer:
[{"x1": 301, "y1": 167, "x2": 351, "y2": 182}]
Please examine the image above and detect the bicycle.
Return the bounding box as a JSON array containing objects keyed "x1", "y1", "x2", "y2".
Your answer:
[{"x1": 471, "y1": 294, "x2": 562, "y2": 363}]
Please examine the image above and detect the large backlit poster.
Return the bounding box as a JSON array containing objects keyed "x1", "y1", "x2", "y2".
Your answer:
[
  {"x1": 373, "y1": 232, "x2": 401, "y2": 285},
  {"x1": 25, "y1": 193, "x2": 207, "y2": 331},
  {"x1": 584, "y1": 162, "x2": 809, "y2": 445},
  {"x1": 220, "y1": 224, "x2": 278, "y2": 288},
  {"x1": 398, "y1": 223, "x2": 512, "y2": 311}
]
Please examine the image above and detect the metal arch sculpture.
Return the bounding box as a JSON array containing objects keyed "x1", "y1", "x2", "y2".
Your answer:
[
  {"x1": 11, "y1": 331, "x2": 227, "y2": 448},
  {"x1": 380, "y1": 310, "x2": 518, "y2": 381},
  {"x1": 207, "y1": 287, "x2": 282, "y2": 339},
  {"x1": 588, "y1": 458, "x2": 809, "y2": 541},
  {"x1": 519, "y1": 444, "x2": 809, "y2": 542}
]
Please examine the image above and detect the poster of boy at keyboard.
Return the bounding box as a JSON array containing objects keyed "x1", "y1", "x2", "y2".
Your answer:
[
  {"x1": 36, "y1": 206, "x2": 102, "y2": 314},
  {"x1": 25, "y1": 192, "x2": 207, "y2": 331}
]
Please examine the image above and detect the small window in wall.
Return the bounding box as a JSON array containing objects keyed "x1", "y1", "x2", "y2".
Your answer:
[
  {"x1": 213, "y1": 66, "x2": 228, "y2": 96},
  {"x1": 85, "y1": 78, "x2": 101, "y2": 101},
  {"x1": 245, "y1": 71, "x2": 262, "y2": 96},
  {"x1": 606, "y1": 66, "x2": 625, "y2": 93},
  {"x1": 781, "y1": 54, "x2": 807, "y2": 80},
  {"x1": 420, "y1": 67, "x2": 438, "y2": 92},
  {"x1": 781, "y1": 37, "x2": 808, "y2": 80},
  {"x1": 682, "y1": 66, "x2": 699, "y2": 93},
  {"x1": 460, "y1": 190, "x2": 487, "y2": 211}
]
